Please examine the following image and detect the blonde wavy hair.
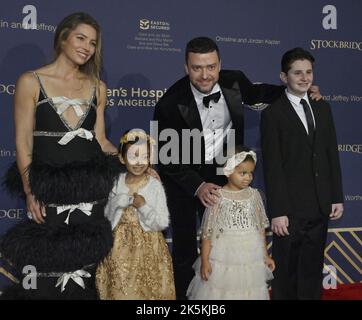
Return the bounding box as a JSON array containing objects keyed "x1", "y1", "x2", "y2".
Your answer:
[{"x1": 53, "y1": 12, "x2": 102, "y2": 81}]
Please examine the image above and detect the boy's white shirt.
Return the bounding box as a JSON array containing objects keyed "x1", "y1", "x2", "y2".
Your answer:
[{"x1": 105, "y1": 173, "x2": 170, "y2": 231}]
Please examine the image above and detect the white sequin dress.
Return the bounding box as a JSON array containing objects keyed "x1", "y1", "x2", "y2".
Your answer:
[{"x1": 187, "y1": 187, "x2": 273, "y2": 300}]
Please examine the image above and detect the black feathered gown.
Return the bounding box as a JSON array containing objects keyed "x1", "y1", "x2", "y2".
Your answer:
[{"x1": 0, "y1": 73, "x2": 120, "y2": 299}]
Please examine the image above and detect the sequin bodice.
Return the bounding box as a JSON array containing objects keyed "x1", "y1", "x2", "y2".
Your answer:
[{"x1": 201, "y1": 187, "x2": 270, "y2": 239}]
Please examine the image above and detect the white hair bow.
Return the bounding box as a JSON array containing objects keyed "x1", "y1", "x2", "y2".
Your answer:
[{"x1": 223, "y1": 151, "x2": 257, "y2": 177}]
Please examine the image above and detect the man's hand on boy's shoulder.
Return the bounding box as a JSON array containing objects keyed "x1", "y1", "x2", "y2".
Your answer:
[{"x1": 309, "y1": 85, "x2": 322, "y2": 101}]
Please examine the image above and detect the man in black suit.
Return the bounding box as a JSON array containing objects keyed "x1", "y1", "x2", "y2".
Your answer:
[
  {"x1": 260, "y1": 47, "x2": 343, "y2": 299},
  {"x1": 153, "y1": 37, "x2": 323, "y2": 299}
]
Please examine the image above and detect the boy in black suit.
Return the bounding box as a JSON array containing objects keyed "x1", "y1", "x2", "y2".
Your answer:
[{"x1": 261, "y1": 47, "x2": 343, "y2": 299}]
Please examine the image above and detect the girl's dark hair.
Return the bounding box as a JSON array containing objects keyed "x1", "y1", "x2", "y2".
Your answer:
[{"x1": 118, "y1": 129, "x2": 152, "y2": 159}]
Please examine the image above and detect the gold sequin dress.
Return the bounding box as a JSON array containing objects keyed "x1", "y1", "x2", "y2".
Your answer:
[{"x1": 96, "y1": 173, "x2": 175, "y2": 300}]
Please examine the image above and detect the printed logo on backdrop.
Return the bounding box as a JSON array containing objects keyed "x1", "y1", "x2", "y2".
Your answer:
[
  {"x1": 338, "y1": 144, "x2": 362, "y2": 202},
  {"x1": 322, "y1": 5, "x2": 337, "y2": 30},
  {"x1": 215, "y1": 35, "x2": 281, "y2": 47},
  {"x1": 126, "y1": 18, "x2": 181, "y2": 53},
  {"x1": 0, "y1": 148, "x2": 16, "y2": 158},
  {"x1": 311, "y1": 40, "x2": 362, "y2": 51},
  {"x1": 138, "y1": 19, "x2": 170, "y2": 31},
  {"x1": 0, "y1": 84, "x2": 15, "y2": 95},
  {"x1": 312, "y1": 5, "x2": 361, "y2": 51},
  {"x1": 106, "y1": 87, "x2": 166, "y2": 107},
  {"x1": 0, "y1": 5, "x2": 56, "y2": 32},
  {"x1": 0, "y1": 209, "x2": 25, "y2": 220},
  {"x1": 338, "y1": 144, "x2": 362, "y2": 154},
  {"x1": 322, "y1": 94, "x2": 362, "y2": 104},
  {"x1": 345, "y1": 194, "x2": 362, "y2": 201},
  {"x1": 139, "y1": 19, "x2": 150, "y2": 30}
]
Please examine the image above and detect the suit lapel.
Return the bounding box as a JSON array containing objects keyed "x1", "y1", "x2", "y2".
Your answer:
[
  {"x1": 177, "y1": 79, "x2": 245, "y2": 135},
  {"x1": 177, "y1": 86, "x2": 203, "y2": 131},
  {"x1": 221, "y1": 80, "x2": 244, "y2": 132}
]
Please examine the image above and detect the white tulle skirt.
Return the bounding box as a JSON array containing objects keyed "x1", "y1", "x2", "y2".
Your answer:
[{"x1": 187, "y1": 230, "x2": 273, "y2": 300}]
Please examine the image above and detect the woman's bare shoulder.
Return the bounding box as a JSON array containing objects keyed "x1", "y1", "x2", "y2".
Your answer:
[
  {"x1": 17, "y1": 64, "x2": 52, "y2": 86},
  {"x1": 16, "y1": 71, "x2": 39, "y2": 95}
]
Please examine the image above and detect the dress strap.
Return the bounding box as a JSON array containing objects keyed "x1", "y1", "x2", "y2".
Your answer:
[
  {"x1": 89, "y1": 85, "x2": 97, "y2": 108},
  {"x1": 32, "y1": 71, "x2": 50, "y2": 100}
]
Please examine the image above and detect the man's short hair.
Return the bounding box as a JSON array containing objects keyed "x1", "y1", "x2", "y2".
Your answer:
[{"x1": 185, "y1": 37, "x2": 220, "y2": 63}]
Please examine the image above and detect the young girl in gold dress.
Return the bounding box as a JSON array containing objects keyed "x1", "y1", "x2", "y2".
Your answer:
[{"x1": 96, "y1": 130, "x2": 175, "y2": 299}]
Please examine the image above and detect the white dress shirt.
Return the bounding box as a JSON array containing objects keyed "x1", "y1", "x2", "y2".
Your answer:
[
  {"x1": 285, "y1": 89, "x2": 316, "y2": 134},
  {"x1": 190, "y1": 83, "x2": 233, "y2": 162}
]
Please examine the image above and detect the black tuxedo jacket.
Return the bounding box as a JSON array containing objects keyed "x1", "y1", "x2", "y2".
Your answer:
[
  {"x1": 154, "y1": 70, "x2": 283, "y2": 197},
  {"x1": 260, "y1": 93, "x2": 343, "y2": 218}
]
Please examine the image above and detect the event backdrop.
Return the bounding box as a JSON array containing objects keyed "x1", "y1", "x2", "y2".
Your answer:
[{"x1": 0, "y1": 0, "x2": 361, "y2": 290}]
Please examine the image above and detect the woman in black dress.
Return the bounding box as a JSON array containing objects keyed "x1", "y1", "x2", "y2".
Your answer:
[{"x1": 1, "y1": 12, "x2": 120, "y2": 299}]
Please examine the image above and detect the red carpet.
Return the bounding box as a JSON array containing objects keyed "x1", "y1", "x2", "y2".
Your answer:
[
  {"x1": 268, "y1": 283, "x2": 362, "y2": 299},
  {"x1": 322, "y1": 283, "x2": 362, "y2": 300}
]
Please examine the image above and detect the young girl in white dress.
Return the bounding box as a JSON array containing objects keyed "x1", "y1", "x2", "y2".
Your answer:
[{"x1": 187, "y1": 146, "x2": 275, "y2": 300}]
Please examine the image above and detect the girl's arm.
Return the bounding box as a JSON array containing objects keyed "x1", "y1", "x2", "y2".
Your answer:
[
  {"x1": 200, "y1": 238, "x2": 212, "y2": 281},
  {"x1": 255, "y1": 189, "x2": 275, "y2": 271},
  {"x1": 199, "y1": 201, "x2": 219, "y2": 281},
  {"x1": 104, "y1": 180, "x2": 133, "y2": 229},
  {"x1": 137, "y1": 179, "x2": 169, "y2": 231},
  {"x1": 15, "y1": 72, "x2": 45, "y2": 224},
  {"x1": 105, "y1": 193, "x2": 133, "y2": 229},
  {"x1": 260, "y1": 228, "x2": 275, "y2": 272},
  {"x1": 94, "y1": 80, "x2": 117, "y2": 154}
]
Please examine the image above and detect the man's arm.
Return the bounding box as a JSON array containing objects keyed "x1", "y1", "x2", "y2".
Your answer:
[
  {"x1": 228, "y1": 70, "x2": 284, "y2": 105},
  {"x1": 230, "y1": 70, "x2": 321, "y2": 105},
  {"x1": 200, "y1": 238, "x2": 212, "y2": 281}
]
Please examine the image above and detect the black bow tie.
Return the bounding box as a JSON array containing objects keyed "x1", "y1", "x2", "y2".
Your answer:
[{"x1": 202, "y1": 91, "x2": 221, "y2": 108}]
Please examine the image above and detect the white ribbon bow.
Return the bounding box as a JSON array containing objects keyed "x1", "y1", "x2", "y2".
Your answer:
[
  {"x1": 55, "y1": 269, "x2": 91, "y2": 292},
  {"x1": 223, "y1": 151, "x2": 257, "y2": 177},
  {"x1": 58, "y1": 128, "x2": 93, "y2": 145},
  {"x1": 57, "y1": 203, "x2": 93, "y2": 224},
  {"x1": 52, "y1": 97, "x2": 85, "y2": 117}
]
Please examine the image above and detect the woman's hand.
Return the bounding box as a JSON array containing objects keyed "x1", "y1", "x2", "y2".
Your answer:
[
  {"x1": 26, "y1": 193, "x2": 46, "y2": 224},
  {"x1": 147, "y1": 167, "x2": 160, "y2": 181}
]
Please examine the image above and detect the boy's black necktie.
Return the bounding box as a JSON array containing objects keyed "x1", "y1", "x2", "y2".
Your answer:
[{"x1": 300, "y1": 98, "x2": 315, "y2": 142}]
